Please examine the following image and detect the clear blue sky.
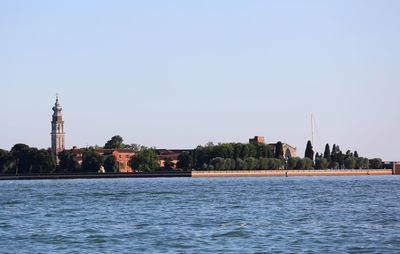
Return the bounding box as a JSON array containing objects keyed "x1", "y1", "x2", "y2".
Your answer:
[{"x1": 1, "y1": 1, "x2": 399, "y2": 160}]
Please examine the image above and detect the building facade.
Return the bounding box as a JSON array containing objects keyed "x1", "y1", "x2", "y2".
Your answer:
[
  {"x1": 51, "y1": 95, "x2": 65, "y2": 163},
  {"x1": 249, "y1": 135, "x2": 297, "y2": 158}
]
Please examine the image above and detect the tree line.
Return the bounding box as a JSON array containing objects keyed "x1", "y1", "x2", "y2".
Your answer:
[{"x1": 0, "y1": 136, "x2": 386, "y2": 174}]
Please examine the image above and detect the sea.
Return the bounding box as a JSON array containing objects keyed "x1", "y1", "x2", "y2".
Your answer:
[{"x1": 0, "y1": 175, "x2": 399, "y2": 253}]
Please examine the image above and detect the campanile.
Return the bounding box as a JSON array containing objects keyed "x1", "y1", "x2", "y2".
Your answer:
[{"x1": 51, "y1": 95, "x2": 65, "y2": 163}]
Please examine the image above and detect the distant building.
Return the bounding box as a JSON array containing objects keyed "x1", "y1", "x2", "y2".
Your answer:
[
  {"x1": 155, "y1": 149, "x2": 192, "y2": 169},
  {"x1": 269, "y1": 143, "x2": 297, "y2": 158},
  {"x1": 249, "y1": 136, "x2": 265, "y2": 144},
  {"x1": 249, "y1": 136, "x2": 297, "y2": 158},
  {"x1": 71, "y1": 147, "x2": 135, "y2": 172},
  {"x1": 51, "y1": 95, "x2": 65, "y2": 164}
]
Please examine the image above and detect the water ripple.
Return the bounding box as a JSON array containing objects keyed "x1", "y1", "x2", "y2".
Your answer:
[{"x1": 0, "y1": 176, "x2": 400, "y2": 253}]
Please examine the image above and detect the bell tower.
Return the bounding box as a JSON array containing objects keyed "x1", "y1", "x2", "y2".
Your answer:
[{"x1": 51, "y1": 95, "x2": 65, "y2": 163}]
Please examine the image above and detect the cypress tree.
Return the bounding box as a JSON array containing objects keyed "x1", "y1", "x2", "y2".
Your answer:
[
  {"x1": 323, "y1": 144, "x2": 331, "y2": 161},
  {"x1": 305, "y1": 140, "x2": 314, "y2": 160},
  {"x1": 331, "y1": 144, "x2": 337, "y2": 163},
  {"x1": 275, "y1": 142, "x2": 283, "y2": 158}
]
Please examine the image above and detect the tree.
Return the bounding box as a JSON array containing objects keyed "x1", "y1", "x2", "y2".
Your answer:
[
  {"x1": 305, "y1": 140, "x2": 314, "y2": 160},
  {"x1": 344, "y1": 157, "x2": 356, "y2": 169},
  {"x1": 295, "y1": 159, "x2": 306, "y2": 170},
  {"x1": 163, "y1": 157, "x2": 175, "y2": 170},
  {"x1": 303, "y1": 158, "x2": 314, "y2": 169},
  {"x1": 224, "y1": 158, "x2": 236, "y2": 170},
  {"x1": 125, "y1": 144, "x2": 146, "y2": 152},
  {"x1": 338, "y1": 151, "x2": 344, "y2": 169},
  {"x1": 315, "y1": 158, "x2": 329, "y2": 169},
  {"x1": 129, "y1": 148, "x2": 159, "y2": 172},
  {"x1": 269, "y1": 158, "x2": 284, "y2": 169},
  {"x1": 176, "y1": 152, "x2": 192, "y2": 171},
  {"x1": 331, "y1": 144, "x2": 337, "y2": 163},
  {"x1": 369, "y1": 158, "x2": 383, "y2": 169},
  {"x1": 275, "y1": 142, "x2": 283, "y2": 158},
  {"x1": 354, "y1": 151, "x2": 359, "y2": 158},
  {"x1": 103, "y1": 155, "x2": 118, "y2": 173},
  {"x1": 104, "y1": 135, "x2": 124, "y2": 149},
  {"x1": 82, "y1": 151, "x2": 104, "y2": 172},
  {"x1": 30, "y1": 149, "x2": 54, "y2": 174},
  {"x1": 235, "y1": 159, "x2": 247, "y2": 170},
  {"x1": 58, "y1": 150, "x2": 80, "y2": 173},
  {"x1": 10, "y1": 144, "x2": 31, "y2": 175},
  {"x1": 245, "y1": 157, "x2": 258, "y2": 170},
  {"x1": 0, "y1": 149, "x2": 15, "y2": 174},
  {"x1": 323, "y1": 144, "x2": 331, "y2": 161},
  {"x1": 210, "y1": 157, "x2": 225, "y2": 170},
  {"x1": 258, "y1": 158, "x2": 270, "y2": 169},
  {"x1": 287, "y1": 157, "x2": 299, "y2": 170},
  {"x1": 355, "y1": 157, "x2": 368, "y2": 169}
]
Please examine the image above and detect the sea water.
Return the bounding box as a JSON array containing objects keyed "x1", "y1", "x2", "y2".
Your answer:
[{"x1": 1, "y1": 176, "x2": 400, "y2": 253}]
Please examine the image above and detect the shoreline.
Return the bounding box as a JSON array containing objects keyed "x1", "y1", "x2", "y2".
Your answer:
[
  {"x1": 192, "y1": 169, "x2": 394, "y2": 177},
  {"x1": 0, "y1": 169, "x2": 396, "y2": 180}
]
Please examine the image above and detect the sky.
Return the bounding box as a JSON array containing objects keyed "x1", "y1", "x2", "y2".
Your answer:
[{"x1": 0, "y1": 0, "x2": 399, "y2": 160}]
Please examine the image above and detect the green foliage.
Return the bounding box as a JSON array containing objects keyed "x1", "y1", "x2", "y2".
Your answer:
[
  {"x1": 103, "y1": 155, "x2": 118, "y2": 173},
  {"x1": 224, "y1": 158, "x2": 236, "y2": 170},
  {"x1": 258, "y1": 158, "x2": 270, "y2": 169},
  {"x1": 305, "y1": 140, "x2": 314, "y2": 160},
  {"x1": 82, "y1": 151, "x2": 104, "y2": 172},
  {"x1": 129, "y1": 148, "x2": 159, "y2": 172},
  {"x1": 104, "y1": 135, "x2": 124, "y2": 149},
  {"x1": 58, "y1": 150, "x2": 80, "y2": 173},
  {"x1": 269, "y1": 158, "x2": 285, "y2": 170},
  {"x1": 245, "y1": 157, "x2": 258, "y2": 170},
  {"x1": 235, "y1": 159, "x2": 247, "y2": 170},
  {"x1": 163, "y1": 157, "x2": 175, "y2": 170},
  {"x1": 193, "y1": 142, "x2": 272, "y2": 169},
  {"x1": 275, "y1": 142, "x2": 283, "y2": 158},
  {"x1": 8, "y1": 144, "x2": 55, "y2": 174},
  {"x1": 124, "y1": 144, "x2": 146, "y2": 151},
  {"x1": 344, "y1": 157, "x2": 356, "y2": 169},
  {"x1": 355, "y1": 157, "x2": 369, "y2": 169},
  {"x1": 314, "y1": 158, "x2": 329, "y2": 169},
  {"x1": 176, "y1": 152, "x2": 192, "y2": 171},
  {"x1": 0, "y1": 149, "x2": 15, "y2": 174},
  {"x1": 323, "y1": 144, "x2": 331, "y2": 161},
  {"x1": 210, "y1": 157, "x2": 225, "y2": 170},
  {"x1": 30, "y1": 149, "x2": 54, "y2": 174},
  {"x1": 303, "y1": 158, "x2": 314, "y2": 169},
  {"x1": 287, "y1": 157, "x2": 299, "y2": 170},
  {"x1": 10, "y1": 144, "x2": 30, "y2": 174},
  {"x1": 295, "y1": 159, "x2": 306, "y2": 170},
  {"x1": 369, "y1": 158, "x2": 383, "y2": 169},
  {"x1": 354, "y1": 151, "x2": 359, "y2": 158}
]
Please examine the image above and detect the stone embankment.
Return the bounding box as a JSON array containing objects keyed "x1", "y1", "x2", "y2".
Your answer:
[
  {"x1": 192, "y1": 169, "x2": 394, "y2": 177},
  {"x1": 0, "y1": 169, "x2": 396, "y2": 180}
]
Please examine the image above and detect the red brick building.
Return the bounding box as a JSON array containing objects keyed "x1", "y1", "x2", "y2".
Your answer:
[{"x1": 71, "y1": 147, "x2": 135, "y2": 172}]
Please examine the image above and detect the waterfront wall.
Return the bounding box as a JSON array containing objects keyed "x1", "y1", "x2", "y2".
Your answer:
[{"x1": 192, "y1": 169, "x2": 393, "y2": 177}]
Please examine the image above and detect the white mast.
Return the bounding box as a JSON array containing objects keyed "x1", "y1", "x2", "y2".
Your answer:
[{"x1": 311, "y1": 114, "x2": 314, "y2": 147}]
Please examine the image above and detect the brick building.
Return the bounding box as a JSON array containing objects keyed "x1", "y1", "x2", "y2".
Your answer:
[{"x1": 71, "y1": 147, "x2": 135, "y2": 172}]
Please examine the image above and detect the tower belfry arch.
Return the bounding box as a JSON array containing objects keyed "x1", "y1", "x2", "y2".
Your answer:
[{"x1": 51, "y1": 95, "x2": 65, "y2": 163}]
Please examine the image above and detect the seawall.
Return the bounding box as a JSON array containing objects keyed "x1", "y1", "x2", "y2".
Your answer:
[
  {"x1": 0, "y1": 169, "x2": 395, "y2": 181},
  {"x1": 192, "y1": 169, "x2": 393, "y2": 177},
  {"x1": 0, "y1": 172, "x2": 191, "y2": 180}
]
